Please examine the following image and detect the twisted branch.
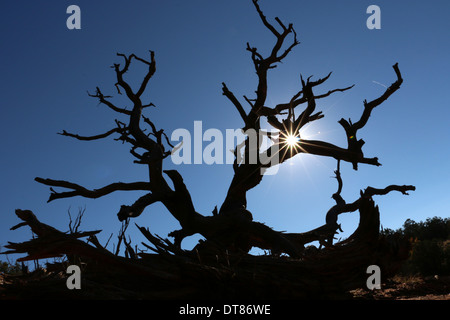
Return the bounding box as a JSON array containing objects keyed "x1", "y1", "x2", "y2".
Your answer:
[{"x1": 34, "y1": 178, "x2": 151, "y2": 202}]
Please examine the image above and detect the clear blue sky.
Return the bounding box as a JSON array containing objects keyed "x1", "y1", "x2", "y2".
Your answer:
[{"x1": 1, "y1": 1, "x2": 449, "y2": 261}]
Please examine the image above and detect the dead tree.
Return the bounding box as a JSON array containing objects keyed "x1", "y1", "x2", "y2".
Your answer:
[{"x1": 2, "y1": 0, "x2": 414, "y2": 298}]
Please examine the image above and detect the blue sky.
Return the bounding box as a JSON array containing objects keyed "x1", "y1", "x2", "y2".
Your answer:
[{"x1": 1, "y1": 1, "x2": 449, "y2": 261}]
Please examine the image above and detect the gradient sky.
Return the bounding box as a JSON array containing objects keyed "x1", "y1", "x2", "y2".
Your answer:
[{"x1": 1, "y1": 1, "x2": 449, "y2": 261}]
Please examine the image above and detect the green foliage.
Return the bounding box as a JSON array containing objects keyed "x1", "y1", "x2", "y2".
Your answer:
[
  {"x1": 404, "y1": 240, "x2": 447, "y2": 275},
  {"x1": 382, "y1": 216, "x2": 450, "y2": 276},
  {"x1": 0, "y1": 260, "x2": 23, "y2": 275},
  {"x1": 402, "y1": 217, "x2": 450, "y2": 241}
]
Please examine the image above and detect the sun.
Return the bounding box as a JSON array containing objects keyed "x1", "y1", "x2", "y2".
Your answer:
[{"x1": 285, "y1": 134, "x2": 300, "y2": 147}]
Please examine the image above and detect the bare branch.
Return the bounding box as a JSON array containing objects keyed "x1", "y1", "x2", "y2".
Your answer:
[
  {"x1": 252, "y1": 0, "x2": 280, "y2": 37},
  {"x1": 274, "y1": 26, "x2": 299, "y2": 63},
  {"x1": 117, "y1": 193, "x2": 161, "y2": 221},
  {"x1": 272, "y1": 82, "x2": 354, "y2": 115},
  {"x1": 115, "y1": 219, "x2": 130, "y2": 256},
  {"x1": 142, "y1": 102, "x2": 156, "y2": 108},
  {"x1": 314, "y1": 84, "x2": 355, "y2": 100},
  {"x1": 9, "y1": 209, "x2": 101, "y2": 245},
  {"x1": 333, "y1": 160, "x2": 343, "y2": 197},
  {"x1": 246, "y1": 42, "x2": 264, "y2": 71},
  {"x1": 222, "y1": 82, "x2": 247, "y2": 126},
  {"x1": 307, "y1": 111, "x2": 324, "y2": 123},
  {"x1": 135, "y1": 51, "x2": 156, "y2": 98},
  {"x1": 88, "y1": 87, "x2": 131, "y2": 115},
  {"x1": 58, "y1": 128, "x2": 121, "y2": 141},
  {"x1": 260, "y1": 138, "x2": 382, "y2": 170},
  {"x1": 284, "y1": 183, "x2": 415, "y2": 250},
  {"x1": 34, "y1": 177, "x2": 151, "y2": 202},
  {"x1": 236, "y1": 0, "x2": 299, "y2": 133},
  {"x1": 67, "y1": 207, "x2": 85, "y2": 234},
  {"x1": 335, "y1": 185, "x2": 416, "y2": 217},
  {"x1": 364, "y1": 185, "x2": 416, "y2": 197},
  {"x1": 6, "y1": 210, "x2": 177, "y2": 280},
  {"x1": 353, "y1": 63, "x2": 403, "y2": 130},
  {"x1": 114, "y1": 54, "x2": 138, "y2": 103},
  {"x1": 338, "y1": 63, "x2": 403, "y2": 169}
]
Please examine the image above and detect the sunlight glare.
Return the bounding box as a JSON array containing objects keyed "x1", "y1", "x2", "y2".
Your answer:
[{"x1": 285, "y1": 134, "x2": 300, "y2": 147}]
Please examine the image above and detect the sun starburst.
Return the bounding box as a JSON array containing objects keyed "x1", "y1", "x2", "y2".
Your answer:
[
  {"x1": 285, "y1": 134, "x2": 300, "y2": 147},
  {"x1": 280, "y1": 130, "x2": 301, "y2": 149}
]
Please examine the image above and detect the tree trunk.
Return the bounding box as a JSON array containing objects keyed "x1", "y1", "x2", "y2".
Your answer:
[{"x1": 1, "y1": 197, "x2": 409, "y2": 299}]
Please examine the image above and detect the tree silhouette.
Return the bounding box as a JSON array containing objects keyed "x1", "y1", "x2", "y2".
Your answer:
[{"x1": 2, "y1": 0, "x2": 415, "y2": 299}]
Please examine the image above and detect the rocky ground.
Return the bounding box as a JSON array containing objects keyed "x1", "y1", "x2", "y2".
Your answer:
[{"x1": 350, "y1": 275, "x2": 450, "y2": 300}]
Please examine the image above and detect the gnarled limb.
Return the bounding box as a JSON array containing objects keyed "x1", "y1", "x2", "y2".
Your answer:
[
  {"x1": 117, "y1": 192, "x2": 161, "y2": 221},
  {"x1": 364, "y1": 184, "x2": 415, "y2": 196},
  {"x1": 354, "y1": 63, "x2": 403, "y2": 131},
  {"x1": 34, "y1": 178, "x2": 151, "y2": 203},
  {"x1": 58, "y1": 119, "x2": 135, "y2": 145},
  {"x1": 269, "y1": 159, "x2": 414, "y2": 254},
  {"x1": 221, "y1": 82, "x2": 248, "y2": 127},
  {"x1": 38, "y1": 51, "x2": 183, "y2": 228},
  {"x1": 324, "y1": 160, "x2": 346, "y2": 244},
  {"x1": 58, "y1": 127, "x2": 122, "y2": 141},
  {"x1": 338, "y1": 63, "x2": 403, "y2": 169},
  {"x1": 2, "y1": 210, "x2": 178, "y2": 281},
  {"x1": 87, "y1": 86, "x2": 131, "y2": 115},
  {"x1": 268, "y1": 82, "x2": 355, "y2": 118},
  {"x1": 279, "y1": 183, "x2": 416, "y2": 253},
  {"x1": 238, "y1": 0, "x2": 299, "y2": 132},
  {"x1": 332, "y1": 184, "x2": 416, "y2": 224}
]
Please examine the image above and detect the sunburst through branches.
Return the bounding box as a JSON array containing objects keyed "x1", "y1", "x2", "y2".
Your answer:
[{"x1": 279, "y1": 129, "x2": 302, "y2": 155}]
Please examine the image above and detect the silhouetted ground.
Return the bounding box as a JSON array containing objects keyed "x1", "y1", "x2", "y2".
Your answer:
[
  {"x1": 351, "y1": 275, "x2": 450, "y2": 300},
  {"x1": 1, "y1": 270, "x2": 449, "y2": 300}
]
